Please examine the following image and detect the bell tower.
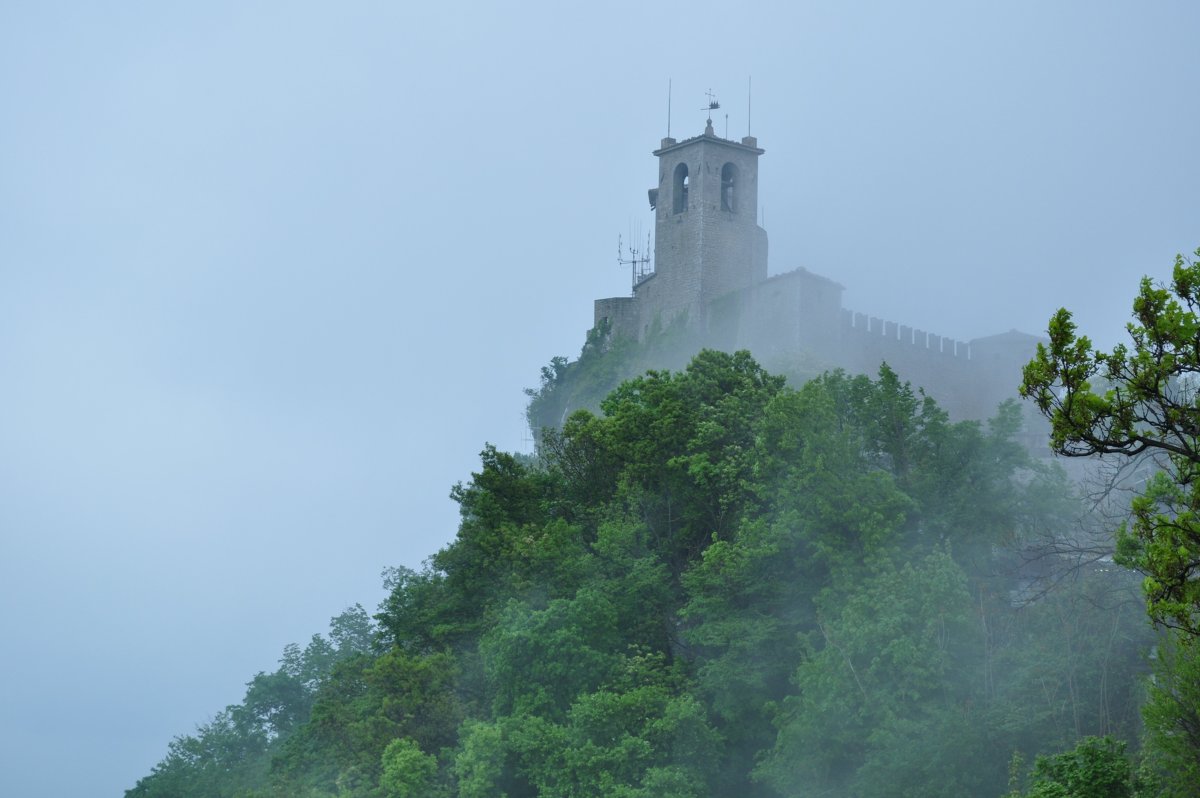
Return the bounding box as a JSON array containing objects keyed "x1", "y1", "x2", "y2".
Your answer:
[
  {"x1": 593, "y1": 115, "x2": 771, "y2": 343},
  {"x1": 646, "y1": 117, "x2": 768, "y2": 329}
]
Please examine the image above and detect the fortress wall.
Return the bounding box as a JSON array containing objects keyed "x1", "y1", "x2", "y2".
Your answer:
[
  {"x1": 702, "y1": 288, "x2": 750, "y2": 353},
  {"x1": 594, "y1": 296, "x2": 640, "y2": 340},
  {"x1": 632, "y1": 268, "x2": 703, "y2": 338},
  {"x1": 969, "y1": 331, "x2": 1048, "y2": 422},
  {"x1": 732, "y1": 269, "x2": 845, "y2": 358},
  {"x1": 795, "y1": 270, "x2": 844, "y2": 354},
  {"x1": 593, "y1": 290, "x2": 1038, "y2": 425},
  {"x1": 838, "y1": 310, "x2": 982, "y2": 419},
  {"x1": 834, "y1": 314, "x2": 1047, "y2": 420},
  {"x1": 740, "y1": 273, "x2": 803, "y2": 355}
]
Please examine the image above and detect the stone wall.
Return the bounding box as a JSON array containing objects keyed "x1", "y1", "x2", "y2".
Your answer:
[
  {"x1": 593, "y1": 296, "x2": 639, "y2": 340},
  {"x1": 834, "y1": 310, "x2": 1044, "y2": 420}
]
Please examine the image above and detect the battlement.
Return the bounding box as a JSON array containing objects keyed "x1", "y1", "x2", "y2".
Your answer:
[{"x1": 842, "y1": 309, "x2": 971, "y2": 358}]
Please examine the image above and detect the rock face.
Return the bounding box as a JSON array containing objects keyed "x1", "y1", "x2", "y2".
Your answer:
[{"x1": 593, "y1": 123, "x2": 1044, "y2": 426}]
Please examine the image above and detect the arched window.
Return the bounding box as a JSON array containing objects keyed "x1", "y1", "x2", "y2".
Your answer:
[
  {"x1": 721, "y1": 162, "x2": 738, "y2": 212},
  {"x1": 673, "y1": 162, "x2": 689, "y2": 214}
]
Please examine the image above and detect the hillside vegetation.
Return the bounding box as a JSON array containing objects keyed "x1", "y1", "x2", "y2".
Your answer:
[{"x1": 129, "y1": 351, "x2": 1166, "y2": 798}]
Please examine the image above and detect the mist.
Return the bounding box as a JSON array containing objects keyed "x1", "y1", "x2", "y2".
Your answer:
[{"x1": 2, "y1": 2, "x2": 1198, "y2": 796}]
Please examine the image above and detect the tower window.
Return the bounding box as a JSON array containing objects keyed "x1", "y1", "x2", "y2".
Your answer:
[
  {"x1": 721, "y1": 162, "x2": 738, "y2": 212},
  {"x1": 673, "y1": 162, "x2": 689, "y2": 214}
]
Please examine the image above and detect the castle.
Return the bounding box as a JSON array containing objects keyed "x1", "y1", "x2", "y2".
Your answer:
[{"x1": 592, "y1": 118, "x2": 1045, "y2": 428}]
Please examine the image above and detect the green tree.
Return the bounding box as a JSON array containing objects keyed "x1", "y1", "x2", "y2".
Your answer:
[
  {"x1": 1021, "y1": 247, "x2": 1200, "y2": 639},
  {"x1": 755, "y1": 549, "x2": 987, "y2": 798},
  {"x1": 570, "y1": 349, "x2": 786, "y2": 576},
  {"x1": 379, "y1": 738, "x2": 439, "y2": 798},
  {"x1": 453, "y1": 718, "x2": 522, "y2": 798},
  {"x1": 1021, "y1": 247, "x2": 1200, "y2": 793},
  {"x1": 270, "y1": 649, "x2": 461, "y2": 796},
  {"x1": 454, "y1": 649, "x2": 720, "y2": 798},
  {"x1": 480, "y1": 589, "x2": 623, "y2": 721},
  {"x1": 126, "y1": 606, "x2": 377, "y2": 798},
  {"x1": 1008, "y1": 736, "x2": 1135, "y2": 798},
  {"x1": 1140, "y1": 636, "x2": 1200, "y2": 797},
  {"x1": 132, "y1": 349, "x2": 1152, "y2": 798},
  {"x1": 125, "y1": 709, "x2": 268, "y2": 798}
]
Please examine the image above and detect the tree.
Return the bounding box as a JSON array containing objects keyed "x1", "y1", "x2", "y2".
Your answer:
[
  {"x1": 379, "y1": 738, "x2": 440, "y2": 798},
  {"x1": 1139, "y1": 636, "x2": 1200, "y2": 797},
  {"x1": 1006, "y1": 736, "x2": 1135, "y2": 798},
  {"x1": 754, "y1": 550, "x2": 988, "y2": 798},
  {"x1": 126, "y1": 607, "x2": 378, "y2": 798},
  {"x1": 1021, "y1": 247, "x2": 1200, "y2": 639},
  {"x1": 453, "y1": 649, "x2": 720, "y2": 798},
  {"x1": 269, "y1": 649, "x2": 461, "y2": 796},
  {"x1": 131, "y1": 349, "x2": 1150, "y2": 797}
]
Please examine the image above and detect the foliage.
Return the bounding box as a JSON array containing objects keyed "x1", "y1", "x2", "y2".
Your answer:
[
  {"x1": 1006, "y1": 736, "x2": 1136, "y2": 798},
  {"x1": 269, "y1": 648, "x2": 462, "y2": 796},
  {"x1": 1021, "y1": 246, "x2": 1200, "y2": 797},
  {"x1": 1021, "y1": 247, "x2": 1200, "y2": 639},
  {"x1": 379, "y1": 738, "x2": 440, "y2": 798},
  {"x1": 132, "y1": 350, "x2": 1155, "y2": 798},
  {"x1": 1139, "y1": 636, "x2": 1200, "y2": 796},
  {"x1": 755, "y1": 550, "x2": 989, "y2": 797},
  {"x1": 126, "y1": 606, "x2": 376, "y2": 798}
]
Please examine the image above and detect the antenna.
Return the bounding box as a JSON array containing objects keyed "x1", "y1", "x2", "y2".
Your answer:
[
  {"x1": 667, "y1": 79, "x2": 672, "y2": 138},
  {"x1": 617, "y1": 222, "x2": 653, "y2": 293},
  {"x1": 521, "y1": 410, "x2": 534, "y2": 451},
  {"x1": 748, "y1": 76, "x2": 753, "y2": 137},
  {"x1": 725, "y1": 113, "x2": 729, "y2": 138}
]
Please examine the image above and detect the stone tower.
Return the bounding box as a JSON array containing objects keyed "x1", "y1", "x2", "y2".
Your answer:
[
  {"x1": 646, "y1": 118, "x2": 769, "y2": 331},
  {"x1": 595, "y1": 120, "x2": 771, "y2": 341}
]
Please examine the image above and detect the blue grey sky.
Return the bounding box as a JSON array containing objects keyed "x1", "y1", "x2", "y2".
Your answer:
[{"x1": 1, "y1": 2, "x2": 1197, "y2": 795}]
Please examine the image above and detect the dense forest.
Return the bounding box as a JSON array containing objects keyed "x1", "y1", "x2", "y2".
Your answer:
[{"x1": 129, "y1": 346, "x2": 1198, "y2": 797}]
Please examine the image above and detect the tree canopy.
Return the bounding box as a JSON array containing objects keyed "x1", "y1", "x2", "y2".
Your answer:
[
  {"x1": 130, "y1": 350, "x2": 1154, "y2": 798},
  {"x1": 1022, "y1": 248, "x2": 1200, "y2": 644},
  {"x1": 1022, "y1": 247, "x2": 1200, "y2": 794}
]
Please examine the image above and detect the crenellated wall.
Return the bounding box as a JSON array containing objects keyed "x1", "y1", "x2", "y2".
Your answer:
[
  {"x1": 832, "y1": 312, "x2": 1045, "y2": 419},
  {"x1": 837, "y1": 309, "x2": 979, "y2": 417}
]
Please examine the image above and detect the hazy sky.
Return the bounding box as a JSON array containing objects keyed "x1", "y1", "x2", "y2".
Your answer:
[{"x1": 2, "y1": 2, "x2": 1198, "y2": 795}]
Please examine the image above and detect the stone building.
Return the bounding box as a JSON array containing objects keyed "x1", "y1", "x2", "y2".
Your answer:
[{"x1": 593, "y1": 121, "x2": 1045, "y2": 427}]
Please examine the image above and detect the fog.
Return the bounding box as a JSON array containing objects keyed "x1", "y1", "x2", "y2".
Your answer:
[{"x1": 1, "y1": 2, "x2": 1197, "y2": 795}]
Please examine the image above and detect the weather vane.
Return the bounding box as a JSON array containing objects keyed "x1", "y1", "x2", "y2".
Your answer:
[{"x1": 703, "y1": 89, "x2": 720, "y2": 126}]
